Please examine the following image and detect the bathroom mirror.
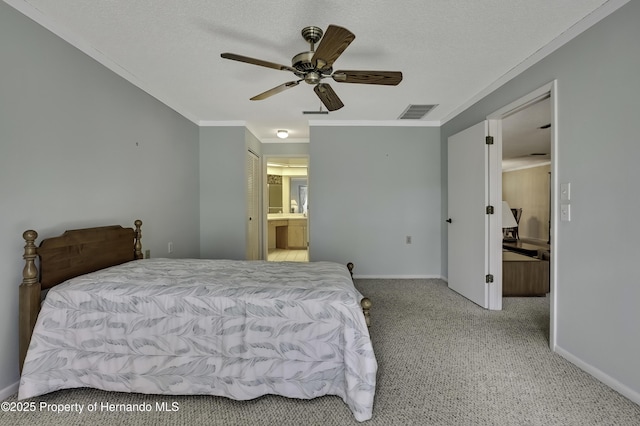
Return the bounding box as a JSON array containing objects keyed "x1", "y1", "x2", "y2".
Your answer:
[
  {"x1": 290, "y1": 178, "x2": 308, "y2": 214},
  {"x1": 267, "y1": 175, "x2": 283, "y2": 213}
]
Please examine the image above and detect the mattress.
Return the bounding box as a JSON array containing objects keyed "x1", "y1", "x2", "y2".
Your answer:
[{"x1": 19, "y1": 258, "x2": 377, "y2": 421}]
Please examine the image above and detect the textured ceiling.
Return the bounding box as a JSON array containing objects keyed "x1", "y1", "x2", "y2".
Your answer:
[
  {"x1": 502, "y1": 97, "x2": 551, "y2": 171},
  {"x1": 6, "y1": 0, "x2": 620, "y2": 142}
]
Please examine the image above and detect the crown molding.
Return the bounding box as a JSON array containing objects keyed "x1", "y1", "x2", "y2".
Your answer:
[
  {"x1": 309, "y1": 120, "x2": 440, "y2": 127},
  {"x1": 198, "y1": 121, "x2": 247, "y2": 127},
  {"x1": 261, "y1": 138, "x2": 310, "y2": 144}
]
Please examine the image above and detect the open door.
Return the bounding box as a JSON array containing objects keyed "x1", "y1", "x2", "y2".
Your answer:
[{"x1": 447, "y1": 121, "x2": 501, "y2": 310}]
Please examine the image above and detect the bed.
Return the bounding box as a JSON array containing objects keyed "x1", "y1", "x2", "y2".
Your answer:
[{"x1": 18, "y1": 220, "x2": 376, "y2": 421}]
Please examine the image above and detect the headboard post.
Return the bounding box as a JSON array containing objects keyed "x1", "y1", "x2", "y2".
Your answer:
[
  {"x1": 19, "y1": 230, "x2": 40, "y2": 373},
  {"x1": 134, "y1": 219, "x2": 143, "y2": 259}
]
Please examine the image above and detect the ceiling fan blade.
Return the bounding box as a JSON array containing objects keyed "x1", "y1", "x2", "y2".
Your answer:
[
  {"x1": 250, "y1": 80, "x2": 301, "y2": 101},
  {"x1": 332, "y1": 70, "x2": 403, "y2": 86},
  {"x1": 313, "y1": 83, "x2": 344, "y2": 111},
  {"x1": 221, "y1": 53, "x2": 298, "y2": 73},
  {"x1": 311, "y1": 25, "x2": 355, "y2": 70}
]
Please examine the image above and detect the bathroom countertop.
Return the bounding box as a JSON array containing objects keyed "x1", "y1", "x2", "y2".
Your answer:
[{"x1": 267, "y1": 214, "x2": 307, "y2": 220}]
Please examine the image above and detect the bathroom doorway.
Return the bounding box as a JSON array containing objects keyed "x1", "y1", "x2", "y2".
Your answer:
[{"x1": 264, "y1": 156, "x2": 309, "y2": 262}]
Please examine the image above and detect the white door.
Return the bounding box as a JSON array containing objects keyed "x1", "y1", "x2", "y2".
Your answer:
[
  {"x1": 246, "y1": 150, "x2": 260, "y2": 260},
  {"x1": 447, "y1": 121, "x2": 492, "y2": 308}
]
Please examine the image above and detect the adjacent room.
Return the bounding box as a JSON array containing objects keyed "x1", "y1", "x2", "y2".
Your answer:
[{"x1": 501, "y1": 96, "x2": 551, "y2": 297}]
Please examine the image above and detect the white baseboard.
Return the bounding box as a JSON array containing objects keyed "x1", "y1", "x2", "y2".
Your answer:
[
  {"x1": 555, "y1": 345, "x2": 640, "y2": 406},
  {"x1": 353, "y1": 275, "x2": 445, "y2": 280},
  {"x1": 0, "y1": 380, "x2": 19, "y2": 400}
]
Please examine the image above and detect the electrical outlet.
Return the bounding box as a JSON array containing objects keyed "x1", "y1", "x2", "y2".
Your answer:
[
  {"x1": 145, "y1": 249, "x2": 151, "y2": 259},
  {"x1": 406, "y1": 236, "x2": 412, "y2": 244},
  {"x1": 168, "y1": 242, "x2": 173, "y2": 254}
]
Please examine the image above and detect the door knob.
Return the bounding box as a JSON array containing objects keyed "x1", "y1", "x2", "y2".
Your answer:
[{"x1": 446, "y1": 218, "x2": 452, "y2": 223}]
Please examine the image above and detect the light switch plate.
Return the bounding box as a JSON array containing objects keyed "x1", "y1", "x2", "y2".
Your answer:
[
  {"x1": 560, "y1": 204, "x2": 571, "y2": 221},
  {"x1": 560, "y1": 183, "x2": 571, "y2": 201}
]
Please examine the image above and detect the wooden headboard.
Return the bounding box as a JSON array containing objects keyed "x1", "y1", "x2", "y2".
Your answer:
[{"x1": 19, "y1": 220, "x2": 143, "y2": 371}]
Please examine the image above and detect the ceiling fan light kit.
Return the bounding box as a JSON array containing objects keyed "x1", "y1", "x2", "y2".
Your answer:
[{"x1": 221, "y1": 25, "x2": 403, "y2": 111}]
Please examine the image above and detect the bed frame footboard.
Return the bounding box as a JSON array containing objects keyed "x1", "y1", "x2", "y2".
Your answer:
[
  {"x1": 361, "y1": 297, "x2": 372, "y2": 327},
  {"x1": 347, "y1": 262, "x2": 372, "y2": 327}
]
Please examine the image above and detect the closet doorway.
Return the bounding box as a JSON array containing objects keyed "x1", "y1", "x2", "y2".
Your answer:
[{"x1": 264, "y1": 156, "x2": 309, "y2": 262}]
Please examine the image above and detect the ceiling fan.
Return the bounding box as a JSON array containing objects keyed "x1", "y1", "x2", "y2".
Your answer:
[{"x1": 221, "y1": 25, "x2": 403, "y2": 111}]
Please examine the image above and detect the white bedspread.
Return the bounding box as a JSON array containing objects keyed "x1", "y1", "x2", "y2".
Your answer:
[{"x1": 19, "y1": 259, "x2": 377, "y2": 421}]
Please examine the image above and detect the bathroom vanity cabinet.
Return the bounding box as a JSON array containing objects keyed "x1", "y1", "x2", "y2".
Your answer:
[{"x1": 268, "y1": 215, "x2": 308, "y2": 249}]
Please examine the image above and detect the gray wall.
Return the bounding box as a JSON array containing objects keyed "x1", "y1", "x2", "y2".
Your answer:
[
  {"x1": 442, "y1": 0, "x2": 640, "y2": 401},
  {"x1": 200, "y1": 126, "x2": 251, "y2": 259},
  {"x1": 199, "y1": 126, "x2": 263, "y2": 259},
  {"x1": 0, "y1": 3, "x2": 200, "y2": 392},
  {"x1": 309, "y1": 126, "x2": 441, "y2": 277},
  {"x1": 502, "y1": 165, "x2": 551, "y2": 242},
  {"x1": 261, "y1": 142, "x2": 310, "y2": 157}
]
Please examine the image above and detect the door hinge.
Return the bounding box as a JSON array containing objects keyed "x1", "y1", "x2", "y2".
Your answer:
[
  {"x1": 486, "y1": 274, "x2": 494, "y2": 283},
  {"x1": 486, "y1": 205, "x2": 494, "y2": 214},
  {"x1": 485, "y1": 136, "x2": 494, "y2": 145}
]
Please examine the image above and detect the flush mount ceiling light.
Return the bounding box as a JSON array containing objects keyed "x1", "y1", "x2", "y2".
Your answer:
[{"x1": 276, "y1": 130, "x2": 289, "y2": 139}]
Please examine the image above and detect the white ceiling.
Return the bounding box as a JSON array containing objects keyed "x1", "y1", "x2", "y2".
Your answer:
[
  {"x1": 502, "y1": 97, "x2": 551, "y2": 172},
  {"x1": 6, "y1": 0, "x2": 620, "y2": 142}
]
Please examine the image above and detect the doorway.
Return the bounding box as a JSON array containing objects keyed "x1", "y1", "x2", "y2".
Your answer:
[
  {"x1": 488, "y1": 81, "x2": 557, "y2": 349},
  {"x1": 447, "y1": 82, "x2": 557, "y2": 348},
  {"x1": 264, "y1": 156, "x2": 309, "y2": 262}
]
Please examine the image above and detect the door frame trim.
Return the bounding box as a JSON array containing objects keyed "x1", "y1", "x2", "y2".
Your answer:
[{"x1": 487, "y1": 119, "x2": 503, "y2": 310}]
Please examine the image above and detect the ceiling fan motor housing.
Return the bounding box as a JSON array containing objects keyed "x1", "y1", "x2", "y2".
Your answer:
[
  {"x1": 292, "y1": 51, "x2": 315, "y2": 72},
  {"x1": 292, "y1": 26, "x2": 333, "y2": 80},
  {"x1": 292, "y1": 51, "x2": 332, "y2": 82}
]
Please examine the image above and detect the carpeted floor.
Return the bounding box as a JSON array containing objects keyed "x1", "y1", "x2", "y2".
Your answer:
[{"x1": 2, "y1": 279, "x2": 639, "y2": 425}]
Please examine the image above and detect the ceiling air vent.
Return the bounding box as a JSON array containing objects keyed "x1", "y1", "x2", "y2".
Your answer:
[{"x1": 398, "y1": 104, "x2": 438, "y2": 119}]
